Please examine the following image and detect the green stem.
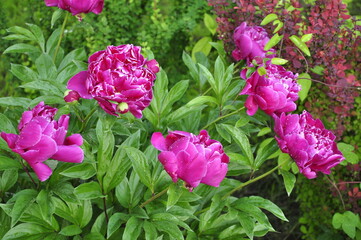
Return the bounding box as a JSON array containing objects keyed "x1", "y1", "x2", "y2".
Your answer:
[
  {"x1": 202, "y1": 107, "x2": 245, "y2": 130},
  {"x1": 139, "y1": 187, "x2": 169, "y2": 208},
  {"x1": 79, "y1": 105, "x2": 98, "y2": 132},
  {"x1": 53, "y1": 12, "x2": 69, "y2": 62},
  {"x1": 222, "y1": 160, "x2": 288, "y2": 199},
  {"x1": 19, "y1": 160, "x2": 37, "y2": 188}
]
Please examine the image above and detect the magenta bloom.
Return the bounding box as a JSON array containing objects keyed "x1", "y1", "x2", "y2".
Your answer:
[
  {"x1": 66, "y1": 44, "x2": 159, "y2": 118},
  {"x1": 1, "y1": 102, "x2": 84, "y2": 181},
  {"x1": 241, "y1": 64, "x2": 300, "y2": 116},
  {"x1": 44, "y1": 0, "x2": 104, "y2": 17},
  {"x1": 151, "y1": 130, "x2": 229, "y2": 191},
  {"x1": 274, "y1": 111, "x2": 344, "y2": 179},
  {"x1": 232, "y1": 22, "x2": 275, "y2": 63}
]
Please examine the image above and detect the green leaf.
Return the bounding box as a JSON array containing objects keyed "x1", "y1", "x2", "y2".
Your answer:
[
  {"x1": 162, "y1": 80, "x2": 189, "y2": 115},
  {"x1": 11, "y1": 189, "x2": 38, "y2": 227},
  {"x1": 297, "y1": 73, "x2": 312, "y2": 102},
  {"x1": 153, "y1": 221, "x2": 184, "y2": 240},
  {"x1": 257, "y1": 67, "x2": 267, "y2": 76},
  {"x1": 83, "y1": 232, "x2": 105, "y2": 240},
  {"x1": 204, "y1": 13, "x2": 217, "y2": 35},
  {"x1": 46, "y1": 28, "x2": 61, "y2": 55},
  {"x1": 59, "y1": 225, "x2": 82, "y2": 236},
  {"x1": 20, "y1": 81, "x2": 63, "y2": 96},
  {"x1": 254, "y1": 138, "x2": 279, "y2": 169},
  {"x1": 152, "y1": 213, "x2": 192, "y2": 231},
  {"x1": 272, "y1": 20, "x2": 284, "y2": 33},
  {"x1": 167, "y1": 183, "x2": 183, "y2": 210},
  {"x1": 74, "y1": 182, "x2": 103, "y2": 200},
  {"x1": 247, "y1": 196, "x2": 288, "y2": 222},
  {"x1": 198, "y1": 64, "x2": 218, "y2": 97},
  {"x1": 223, "y1": 124, "x2": 254, "y2": 168},
  {"x1": 186, "y1": 96, "x2": 218, "y2": 107},
  {"x1": 107, "y1": 213, "x2": 128, "y2": 238},
  {"x1": 0, "y1": 97, "x2": 31, "y2": 107},
  {"x1": 301, "y1": 33, "x2": 313, "y2": 42},
  {"x1": 51, "y1": 9, "x2": 64, "y2": 28},
  {"x1": 36, "y1": 190, "x2": 54, "y2": 221},
  {"x1": 238, "y1": 211, "x2": 255, "y2": 240},
  {"x1": 144, "y1": 220, "x2": 158, "y2": 240},
  {"x1": 271, "y1": 58, "x2": 288, "y2": 65},
  {"x1": 3, "y1": 44, "x2": 40, "y2": 54},
  {"x1": 0, "y1": 157, "x2": 21, "y2": 171},
  {"x1": 123, "y1": 216, "x2": 143, "y2": 240},
  {"x1": 26, "y1": 24, "x2": 45, "y2": 52},
  {"x1": 58, "y1": 48, "x2": 87, "y2": 72},
  {"x1": 10, "y1": 64, "x2": 39, "y2": 83},
  {"x1": 182, "y1": 51, "x2": 199, "y2": 84},
  {"x1": 261, "y1": 13, "x2": 278, "y2": 25},
  {"x1": 337, "y1": 142, "x2": 359, "y2": 164},
  {"x1": 60, "y1": 163, "x2": 96, "y2": 180},
  {"x1": 264, "y1": 34, "x2": 283, "y2": 51},
  {"x1": 35, "y1": 53, "x2": 57, "y2": 80},
  {"x1": 125, "y1": 147, "x2": 153, "y2": 191},
  {"x1": 1, "y1": 169, "x2": 19, "y2": 193},
  {"x1": 257, "y1": 127, "x2": 271, "y2": 137},
  {"x1": 332, "y1": 213, "x2": 344, "y2": 229},
  {"x1": 96, "y1": 117, "x2": 115, "y2": 183},
  {"x1": 192, "y1": 37, "x2": 212, "y2": 60},
  {"x1": 280, "y1": 170, "x2": 296, "y2": 196},
  {"x1": 289, "y1": 35, "x2": 311, "y2": 56},
  {"x1": 2, "y1": 223, "x2": 53, "y2": 240}
]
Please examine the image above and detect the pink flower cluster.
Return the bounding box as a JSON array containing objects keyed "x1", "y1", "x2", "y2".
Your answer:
[
  {"x1": 241, "y1": 64, "x2": 300, "y2": 116},
  {"x1": 44, "y1": 0, "x2": 104, "y2": 17},
  {"x1": 151, "y1": 130, "x2": 229, "y2": 191},
  {"x1": 232, "y1": 22, "x2": 275, "y2": 64},
  {"x1": 66, "y1": 44, "x2": 159, "y2": 118},
  {"x1": 1, "y1": 102, "x2": 84, "y2": 181},
  {"x1": 274, "y1": 111, "x2": 344, "y2": 179},
  {"x1": 234, "y1": 22, "x2": 344, "y2": 178}
]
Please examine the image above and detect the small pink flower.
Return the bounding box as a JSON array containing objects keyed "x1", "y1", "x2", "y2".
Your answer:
[
  {"x1": 232, "y1": 22, "x2": 275, "y2": 63},
  {"x1": 273, "y1": 111, "x2": 344, "y2": 179},
  {"x1": 151, "y1": 130, "x2": 229, "y2": 191},
  {"x1": 1, "y1": 102, "x2": 84, "y2": 181},
  {"x1": 241, "y1": 64, "x2": 300, "y2": 116},
  {"x1": 66, "y1": 44, "x2": 159, "y2": 118},
  {"x1": 44, "y1": 0, "x2": 104, "y2": 17}
]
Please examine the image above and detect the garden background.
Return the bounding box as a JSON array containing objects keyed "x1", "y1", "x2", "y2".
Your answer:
[{"x1": 0, "y1": 0, "x2": 360, "y2": 239}]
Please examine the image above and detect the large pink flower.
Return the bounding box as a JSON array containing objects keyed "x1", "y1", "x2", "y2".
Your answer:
[
  {"x1": 66, "y1": 44, "x2": 159, "y2": 118},
  {"x1": 1, "y1": 102, "x2": 84, "y2": 181},
  {"x1": 274, "y1": 111, "x2": 344, "y2": 179},
  {"x1": 232, "y1": 22, "x2": 275, "y2": 63},
  {"x1": 241, "y1": 64, "x2": 300, "y2": 116},
  {"x1": 151, "y1": 130, "x2": 229, "y2": 191},
  {"x1": 44, "y1": 0, "x2": 104, "y2": 16}
]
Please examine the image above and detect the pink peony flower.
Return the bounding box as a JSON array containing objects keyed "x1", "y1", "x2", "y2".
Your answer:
[
  {"x1": 240, "y1": 64, "x2": 300, "y2": 116},
  {"x1": 273, "y1": 111, "x2": 344, "y2": 179},
  {"x1": 151, "y1": 130, "x2": 229, "y2": 191},
  {"x1": 232, "y1": 22, "x2": 275, "y2": 63},
  {"x1": 44, "y1": 0, "x2": 104, "y2": 17},
  {"x1": 66, "y1": 44, "x2": 159, "y2": 118},
  {"x1": 1, "y1": 102, "x2": 84, "y2": 181}
]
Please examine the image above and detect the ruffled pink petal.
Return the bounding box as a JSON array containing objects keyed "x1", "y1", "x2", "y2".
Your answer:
[
  {"x1": 235, "y1": 34, "x2": 253, "y2": 59},
  {"x1": 91, "y1": 0, "x2": 104, "y2": 14},
  {"x1": 29, "y1": 161, "x2": 53, "y2": 182},
  {"x1": 201, "y1": 158, "x2": 228, "y2": 187},
  {"x1": 94, "y1": 97, "x2": 117, "y2": 116},
  {"x1": 1, "y1": 132, "x2": 19, "y2": 149},
  {"x1": 17, "y1": 121, "x2": 42, "y2": 149},
  {"x1": 51, "y1": 145, "x2": 84, "y2": 163},
  {"x1": 18, "y1": 111, "x2": 33, "y2": 130},
  {"x1": 44, "y1": 0, "x2": 59, "y2": 7},
  {"x1": 158, "y1": 151, "x2": 178, "y2": 182},
  {"x1": 22, "y1": 135, "x2": 58, "y2": 163},
  {"x1": 151, "y1": 132, "x2": 167, "y2": 151},
  {"x1": 64, "y1": 134, "x2": 83, "y2": 146},
  {"x1": 67, "y1": 71, "x2": 92, "y2": 99},
  {"x1": 245, "y1": 96, "x2": 258, "y2": 116},
  {"x1": 177, "y1": 152, "x2": 207, "y2": 189}
]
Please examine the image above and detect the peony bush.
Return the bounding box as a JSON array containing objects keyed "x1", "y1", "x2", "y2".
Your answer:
[{"x1": 0, "y1": 1, "x2": 351, "y2": 239}]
